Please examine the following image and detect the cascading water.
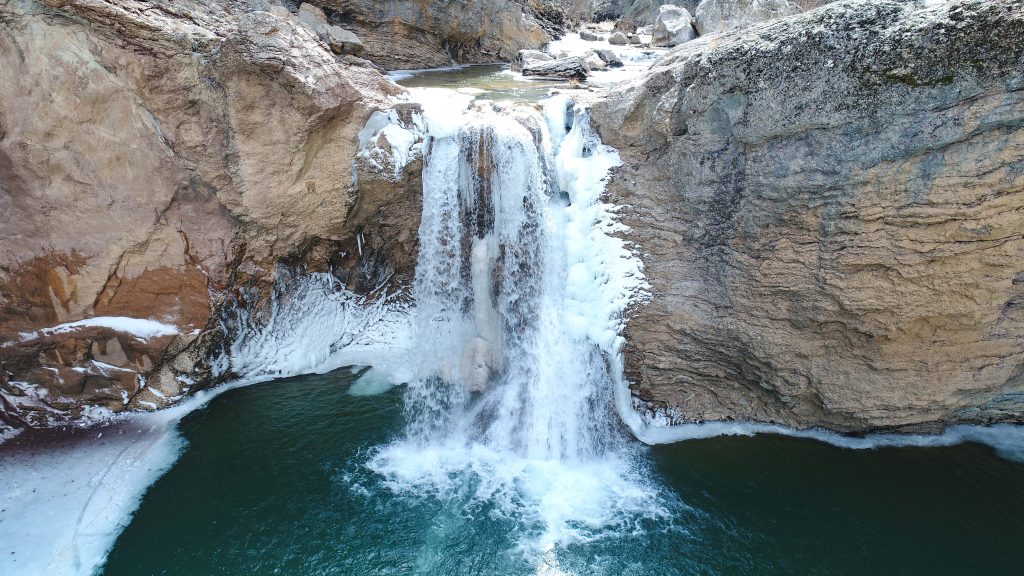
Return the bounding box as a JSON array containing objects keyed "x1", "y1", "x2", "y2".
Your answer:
[
  {"x1": 405, "y1": 105, "x2": 615, "y2": 459},
  {"x1": 369, "y1": 93, "x2": 670, "y2": 554}
]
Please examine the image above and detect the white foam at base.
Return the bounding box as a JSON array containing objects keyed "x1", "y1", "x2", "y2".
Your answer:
[
  {"x1": 368, "y1": 441, "x2": 673, "y2": 551},
  {"x1": 347, "y1": 366, "x2": 399, "y2": 396}
]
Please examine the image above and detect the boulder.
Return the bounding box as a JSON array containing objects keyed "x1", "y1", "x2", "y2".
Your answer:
[
  {"x1": 512, "y1": 49, "x2": 554, "y2": 72},
  {"x1": 694, "y1": 0, "x2": 802, "y2": 35},
  {"x1": 653, "y1": 5, "x2": 697, "y2": 47},
  {"x1": 609, "y1": 31, "x2": 630, "y2": 45},
  {"x1": 324, "y1": 25, "x2": 364, "y2": 55},
  {"x1": 594, "y1": 48, "x2": 624, "y2": 67},
  {"x1": 593, "y1": 0, "x2": 1024, "y2": 433},
  {"x1": 615, "y1": 19, "x2": 638, "y2": 33},
  {"x1": 593, "y1": 0, "x2": 702, "y2": 26},
  {"x1": 297, "y1": 2, "x2": 329, "y2": 28},
  {"x1": 521, "y1": 56, "x2": 589, "y2": 80},
  {"x1": 584, "y1": 52, "x2": 608, "y2": 71},
  {"x1": 580, "y1": 30, "x2": 602, "y2": 41},
  {"x1": 295, "y1": 3, "x2": 364, "y2": 55},
  {"x1": 628, "y1": 33, "x2": 642, "y2": 44}
]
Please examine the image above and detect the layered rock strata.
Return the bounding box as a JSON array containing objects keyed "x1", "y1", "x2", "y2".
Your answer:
[
  {"x1": 594, "y1": 0, "x2": 1024, "y2": 432},
  {"x1": 318, "y1": 0, "x2": 580, "y2": 70},
  {"x1": 0, "y1": 0, "x2": 421, "y2": 429}
]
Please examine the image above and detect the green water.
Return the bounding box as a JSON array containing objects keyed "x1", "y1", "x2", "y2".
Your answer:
[
  {"x1": 395, "y1": 64, "x2": 570, "y2": 103},
  {"x1": 101, "y1": 370, "x2": 1024, "y2": 576}
]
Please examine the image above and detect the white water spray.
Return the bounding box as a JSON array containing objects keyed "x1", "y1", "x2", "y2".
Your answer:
[{"x1": 370, "y1": 93, "x2": 667, "y2": 550}]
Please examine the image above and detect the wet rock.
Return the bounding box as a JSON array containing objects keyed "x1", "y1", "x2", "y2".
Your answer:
[
  {"x1": 653, "y1": 5, "x2": 697, "y2": 47},
  {"x1": 580, "y1": 30, "x2": 602, "y2": 41},
  {"x1": 594, "y1": 48, "x2": 624, "y2": 67},
  {"x1": 694, "y1": 0, "x2": 802, "y2": 35},
  {"x1": 522, "y1": 56, "x2": 589, "y2": 80},
  {"x1": 512, "y1": 49, "x2": 554, "y2": 72},
  {"x1": 594, "y1": 0, "x2": 1024, "y2": 432},
  {"x1": 609, "y1": 31, "x2": 630, "y2": 44},
  {"x1": 584, "y1": 52, "x2": 608, "y2": 71}
]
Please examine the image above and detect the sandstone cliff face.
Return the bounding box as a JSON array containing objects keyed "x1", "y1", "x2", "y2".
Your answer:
[
  {"x1": 594, "y1": 0, "x2": 1024, "y2": 432},
  {"x1": 0, "y1": 0, "x2": 421, "y2": 429},
  {"x1": 319, "y1": 0, "x2": 578, "y2": 70}
]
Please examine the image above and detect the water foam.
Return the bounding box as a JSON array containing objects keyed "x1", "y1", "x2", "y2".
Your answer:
[{"x1": 368, "y1": 92, "x2": 668, "y2": 554}]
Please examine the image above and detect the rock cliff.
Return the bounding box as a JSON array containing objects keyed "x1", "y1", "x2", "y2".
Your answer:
[
  {"x1": 594, "y1": 0, "x2": 1024, "y2": 432},
  {"x1": 318, "y1": 0, "x2": 582, "y2": 70},
  {"x1": 0, "y1": 0, "x2": 421, "y2": 429}
]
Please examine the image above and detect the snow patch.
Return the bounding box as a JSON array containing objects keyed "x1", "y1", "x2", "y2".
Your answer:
[
  {"x1": 357, "y1": 109, "x2": 420, "y2": 180},
  {"x1": 12, "y1": 317, "x2": 179, "y2": 345}
]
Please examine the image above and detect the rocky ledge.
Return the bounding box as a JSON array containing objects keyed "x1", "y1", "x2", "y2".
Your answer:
[
  {"x1": 324, "y1": 0, "x2": 581, "y2": 70},
  {"x1": 594, "y1": 0, "x2": 1024, "y2": 432},
  {"x1": 0, "y1": 0, "x2": 422, "y2": 429}
]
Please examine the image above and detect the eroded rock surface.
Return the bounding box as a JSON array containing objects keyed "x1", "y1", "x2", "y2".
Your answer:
[
  {"x1": 523, "y1": 55, "x2": 590, "y2": 79},
  {"x1": 694, "y1": 0, "x2": 801, "y2": 34},
  {"x1": 593, "y1": 0, "x2": 700, "y2": 25},
  {"x1": 594, "y1": 0, "x2": 1024, "y2": 432},
  {"x1": 0, "y1": 0, "x2": 421, "y2": 429},
  {"x1": 318, "y1": 0, "x2": 577, "y2": 70},
  {"x1": 653, "y1": 4, "x2": 697, "y2": 46}
]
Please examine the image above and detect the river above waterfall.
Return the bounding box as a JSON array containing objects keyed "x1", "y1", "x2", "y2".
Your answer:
[{"x1": 98, "y1": 370, "x2": 1024, "y2": 576}]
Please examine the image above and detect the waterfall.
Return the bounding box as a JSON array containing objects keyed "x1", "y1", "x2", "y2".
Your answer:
[
  {"x1": 404, "y1": 103, "x2": 615, "y2": 460},
  {"x1": 370, "y1": 94, "x2": 667, "y2": 551}
]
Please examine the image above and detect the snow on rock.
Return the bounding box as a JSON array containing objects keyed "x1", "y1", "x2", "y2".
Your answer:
[
  {"x1": 223, "y1": 273, "x2": 415, "y2": 387},
  {"x1": 13, "y1": 317, "x2": 179, "y2": 345},
  {"x1": 356, "y1": 109, "x2": 422, "y2": 180}
]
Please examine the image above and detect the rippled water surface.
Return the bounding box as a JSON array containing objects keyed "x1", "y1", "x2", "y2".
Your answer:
[
  {"x1": 100, "y1": 371, "x2": 1024, "y2": 576},
  {"x1": 394, "y1": 64, "x2": 568, "y2": 103}
]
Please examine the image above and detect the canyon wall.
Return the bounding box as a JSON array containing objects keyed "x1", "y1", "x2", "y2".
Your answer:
[
  {"x1": 594, "y1": 0, "x2": 1024, "y2": 432},
  {"x1": 0, "y1": 0, "x2": 421, "y2": 428},
  {"x1": 319, "y1": 0, "x2": 583, "y2": 69}
]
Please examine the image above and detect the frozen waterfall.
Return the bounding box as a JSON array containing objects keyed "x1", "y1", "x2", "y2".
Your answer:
[{"x1": 369, "y1": 93, "x2": 666, "y2": 550}]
